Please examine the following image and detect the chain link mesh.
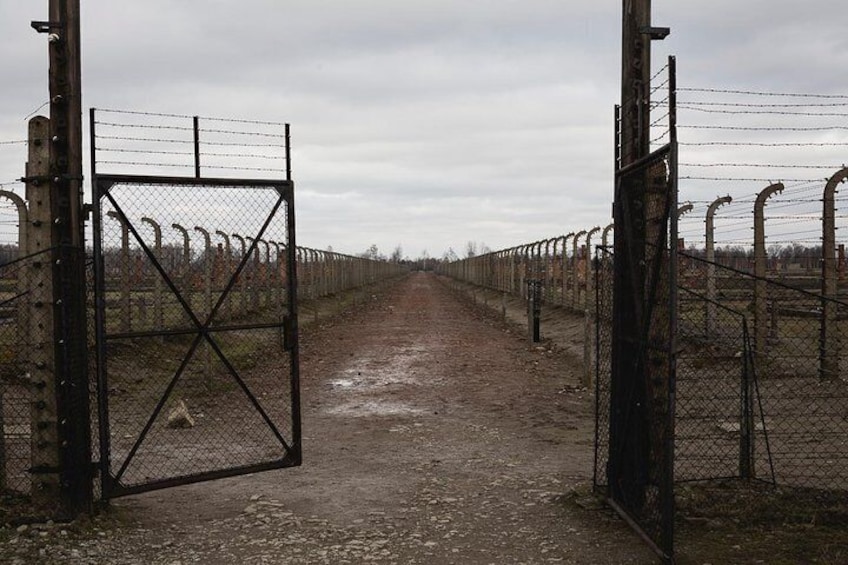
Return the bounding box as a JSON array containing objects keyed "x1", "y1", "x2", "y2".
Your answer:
[{"x1": 95, "y1": 178, "x2": 297, "y2": 495}]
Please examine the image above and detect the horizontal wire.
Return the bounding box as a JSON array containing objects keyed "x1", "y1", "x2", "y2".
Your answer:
[
  {"x1": 97, "y1": 147, "x2": 194, "y2": 156},
  {"x1": 96, "y1": 108, "x2": 289, "y2": 127},
  {"x1": 680, "y1": 141, "x2": 848, "y2": 147},
  {"x1": 681, "y1": 163, "x2": 844, "y2": 170},
  {"x1": 679, "y1": 100, "x2": 848, "y2": 108},
  {"x1": 95, "y1": 134, "x2": 287, "y2": 148},
  {"x1": 680, "y1": 105, "x2": 848, "y2": 117},
  {"x1": 94, "y1": 121, "x2": 193, "y2": 131},
  {"x1": 202, "y1": 164, "x2": 287, "y2": 172},
  {"x1": 681, "y1": 176, "x2": 822, "y2": 183},
  {"x1": 678, "y1": 87, "x2": 848, "y2": 99},
  {"x1": 96, "y1": 160, "x2": 193, "y2": 168},
  {"x1": 681, "y1": 125, "x2": 847, "y2": 132},
  {"x1": 199, "y1": 128, "x2": 286, "y2": 138},
  {"x1": 0, "y1": 140, "x2": 28, "y2": 146},
  {"x1": 95, "y1": 147, "x2": 284, "y2": 160}
]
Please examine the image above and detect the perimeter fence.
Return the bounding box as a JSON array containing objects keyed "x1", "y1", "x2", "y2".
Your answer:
[{"x1": 0, "y1": 110, "x2": 407, "y2": 523}]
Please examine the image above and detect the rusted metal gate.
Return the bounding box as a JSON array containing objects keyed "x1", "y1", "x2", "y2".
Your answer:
[
  {"x1": 597, "y1": 58, "x2": 679, "y2": 560},
  {"x1": 91, "y1": 118, "x2": 300, "y2": 498}
]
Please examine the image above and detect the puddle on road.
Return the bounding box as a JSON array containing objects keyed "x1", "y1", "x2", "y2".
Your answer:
[
  {"x1": 327, "y1": 400, "x2": 425, "y2": 417},
  {"x1": 324, "y1": 345, "x2": 437, "y2": 417}
]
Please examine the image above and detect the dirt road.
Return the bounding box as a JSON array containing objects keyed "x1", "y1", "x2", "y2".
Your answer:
[{"x1": 3, "y1": 272, "x2": 654, "y2": 564}]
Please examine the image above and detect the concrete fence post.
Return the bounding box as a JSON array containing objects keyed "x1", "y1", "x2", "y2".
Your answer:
[
  {"x1": 571, "y1": 230, "x2": 587, "y2": 310},
  {"x1": 215, "y1": 230, "x2": 233, "y2": 320},
  {"x1": 194, "y1": 226, "x2": 213, "y2": 386},
  {"x1": 0, "y1": 191, "x2": 30, "y2": 364},
  {"x1": 753, "y1": 183, "x2": 784, "y2": 358},
  {"x1": 172, "y1": 223, "x2": 192, "y2": 313},
  {"x1": 705, "y1": 196, "x2": 732, "y2": 336},
  {"x1": 107, "y1": 211, "x2": 131, "y2": 332},
  {"x1": 141, "y1": 217, "x2": 163, "y2": 330},
  {"x1": 821, "y1": 167, "x2": 848, "y2": 380},
  {"x1": 231, "y1": 234, "x2": 248, "y2": 315}
]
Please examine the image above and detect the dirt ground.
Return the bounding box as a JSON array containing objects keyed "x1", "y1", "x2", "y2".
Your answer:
[
  {"x1": 5, "y1": 271, "x2": 846, "y2": 564},
  {"x1": 1, "y1": 271, "x2": 658, "y2": 564}
]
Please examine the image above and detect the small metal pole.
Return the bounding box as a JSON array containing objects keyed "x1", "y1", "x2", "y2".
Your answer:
[{"x1": 193, "y1": 115, "x2": 201, "y2": 178}]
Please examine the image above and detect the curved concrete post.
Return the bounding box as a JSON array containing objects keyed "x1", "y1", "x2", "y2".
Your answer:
[
  {"x1": 109, "y1": 211, "x2": 132, "y2": 331},
  {"x1": 753, "y1": 183, "x2": 784, "y2": 356},
  {"x1": 705, "y1": 196, "x2": 732, "y2": 335},
  {"x1": 601, "y1": 224, "x2": 614, "y2": 249},
  {"x1": 676, "y1": 201, "x2": 694, "y2": 251},
  {"x1": 582, "y1": 226, "x2": 602, "y2": 387},
  {"x1": 231, "y1": 233, "x2": 248, "y2": 316},
  {"x1": 215, "y1": 230, "x2": 233, "y2": 320},
  {"x1": 543, "y1": 238, "x2": 555, "y2": 303},
  {"x1": 194, "y1": 226, "x2": 213, "y2": 385},
  {"x1": 172, "y1": 223, "x2": 192, "y2": 313},
  {"x1": 821, "y1": 168, "x2": 848, "y2": 379},
  {"x1": 258, "y1": 239, "x2": 271, "y2": 308},
  {"x1": 194, "y1": 227, "x2": 213, "y2": 318},
  {"x1": 141, "y1": 217, "x2": 164, "y2": 330},
  {"x1": 246, "y1": 237, "x2": 261, "y2": 311},
  {"x1": 571, "y1": 230, "x2": 587, "y2": 310},
  {"x1": 584, "y1": 226, "x2": 602, "y2": 311},
  {"x1": 0, "y1": 191, "x2": 30, "y2": 368},
  {"x1": 268, "y1": 240, "x2": 282, "y2": 307},
  {"x1": 562, "y1": 233, "x2": 575, "y2": 306}
]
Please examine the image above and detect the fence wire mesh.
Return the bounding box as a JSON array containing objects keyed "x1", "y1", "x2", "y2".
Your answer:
[{"x1": 94, "y1": 177, "x2": 298, "y2": 496}]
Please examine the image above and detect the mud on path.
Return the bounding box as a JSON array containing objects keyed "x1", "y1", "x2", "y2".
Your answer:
[{"x1": 2, "y1": 271, "x2": 654, "y2": 564}]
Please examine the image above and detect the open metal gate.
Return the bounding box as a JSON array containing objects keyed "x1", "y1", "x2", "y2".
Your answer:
[{"x1": 91, "y1": 170, "x2": 300, "y2": 498}]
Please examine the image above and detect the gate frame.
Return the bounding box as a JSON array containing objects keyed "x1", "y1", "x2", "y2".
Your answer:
[
  {"x1": 606, "y1": 56, "x2": 678, "y2": 561},
  {"x1": 89, "y1": 105, "x2": 301, "y2": 499}
]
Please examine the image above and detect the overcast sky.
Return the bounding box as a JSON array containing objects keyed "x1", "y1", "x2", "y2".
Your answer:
[{"x1": 1, "y1": 1, "x2": 847, "y2": 259}]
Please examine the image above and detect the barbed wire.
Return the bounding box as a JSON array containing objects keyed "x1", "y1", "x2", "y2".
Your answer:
[
  {"x1": 680, "y1": 141, "x2": 848, "y2": 147},
  {"x1": 680, "y1": 124, "x2": 847, "y2": 132},
  {"x1": 678, "y1": 87, "x2": 848, "y2": 99},
  {"x1": 679, "y1": 105, "x2": 848, "y2": 118},
  {"x1": 96, "y1": 108, "x2": 289, "y2": 127},
  {"x1": 681, "y1": 176, "x2": 822, "y2": 183},
  {"x1": 94, "y1": 121, "x2": 194, "y2": 131},
  {"x1": 94, "y1": 134, "x2": 288, "y2": 148},
  {"x1": 681, "y1": 163, "x2": 843, "y2": 170}
]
